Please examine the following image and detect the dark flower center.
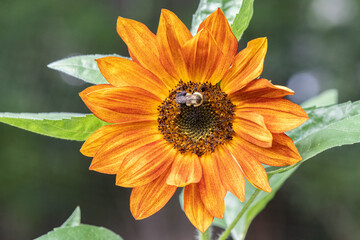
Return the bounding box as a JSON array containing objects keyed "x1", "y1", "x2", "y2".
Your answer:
[{"x1": 158, "y1": 81, "x2": 235, "y2": 157}]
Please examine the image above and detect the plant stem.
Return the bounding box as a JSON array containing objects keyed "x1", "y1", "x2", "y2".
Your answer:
[
  {"x1": 217, "y1": 189, "x2": 261, "y2": 240},
  {"x1": 198, "y1": 228, "x2": 211, "y2": 240},
  {"x1": 267, "y1": 162, "x2": 300, "y2": 175}
]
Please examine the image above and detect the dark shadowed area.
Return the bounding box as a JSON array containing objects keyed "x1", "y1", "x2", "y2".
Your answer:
[{"x1": 1, "y1": 0, "x2": 360, "y2": 239}]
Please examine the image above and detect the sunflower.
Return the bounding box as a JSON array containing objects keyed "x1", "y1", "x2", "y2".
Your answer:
[{"x1": 79, "y1": 8, "x2": 308, "y2": 232}]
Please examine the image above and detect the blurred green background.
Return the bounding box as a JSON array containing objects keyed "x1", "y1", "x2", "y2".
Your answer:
[{"x1": 1, "y1": 0, "x2": 360, "y2": 239}]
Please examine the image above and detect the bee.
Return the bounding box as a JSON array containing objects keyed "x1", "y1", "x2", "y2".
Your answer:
[{"x1": 175, "y1": 91, "x2": 204, "y2": 107}]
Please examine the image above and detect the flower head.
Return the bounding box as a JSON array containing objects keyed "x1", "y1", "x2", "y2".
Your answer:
[{"x1": 79, "y1": 9, "x2": 308, "y2": 232}]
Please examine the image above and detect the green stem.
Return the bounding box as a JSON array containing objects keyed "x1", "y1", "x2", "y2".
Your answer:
[
  {"x1": 267, "y1": 162, "x2": 300, "y2": 175},
  {"x1": 217, "y1": 189, "x2": 261, "y2": 240},
  {"x1": 198, "y1": 228, "x2": 211, "y2": 240}
]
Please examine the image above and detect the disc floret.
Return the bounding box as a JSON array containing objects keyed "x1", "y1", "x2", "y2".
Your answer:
[{"x1": 158, "y1": 81, "x2": 235, "y2": 156}]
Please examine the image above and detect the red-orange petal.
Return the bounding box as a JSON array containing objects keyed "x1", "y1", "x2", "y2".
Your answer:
[
  {"x1": 197, "y1": 8, "x2": 238, "y2": 74},
  {"x1": 184, "y1": 183, "x2": 214, "y2": 233},
  {"x1": 166, "y1": 153, "x2": 202, "y2": 187},
  {"x1": 182, "y1": 28, "x2": 225, "y2": 84},
  {"x1": 130, "y1": 167, "x2": 177, "y2": 220},
  {"x1": 116, "y1": 16, "x2": 177, "y2": 89},
  {"x1": 198, "y1": 152, "x2": 226, "y2": 218},
  {"x1": 227, "y1": 137, "x2": 272, "y2": 192},
  {"x1": 229, "y1": 78, "x2": 294, "y2": 101},
  {"x1": 89, "y1": 121, "x2": 161, "y2": 174},
  {"x1": 157, "y1": 9, "x2": 192, "y2": 81},
  {"x1": 240, "y1": 133, "x2": 302, "y2": 166},
  {"x1": 233, "y1": 112, "x2": 273, "y2": 148},
  {"x1": 236, "y1": 98, "x2": 309, "y2": 133},
  {"x1": 80, "y1": 86, "x2": 160, "y2": 123},
  {"x1": 116, "y1": 139, "x2": 177, "y2": 187},
  {"x1": 96, "y1": 56, "x2": 168, "y2": 99},
  {"x1": 214, "y1": 145, "x2": 245, "y2": 202},
  {"x1": 222, "y1": 38, "x2": 268, "y2": 94}
]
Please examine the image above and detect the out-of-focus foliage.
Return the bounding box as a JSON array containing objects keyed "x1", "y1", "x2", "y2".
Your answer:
[{"x1": 1, "y1": 0, "x2": 359, "y2": 240}]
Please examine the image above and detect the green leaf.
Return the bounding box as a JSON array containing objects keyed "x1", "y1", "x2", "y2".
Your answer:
[
  {"x1": 267, "y1": 100, "x2": 360, "y2": 173},
  {"x1": 0, "y1": 112, "x2": 107, "y2": 141},
  {"x1": 191, "y1": 0, "x2": 244, "y2": 36},
  {"x1": 190, "y1": 0, "x2": 254, "y2": 40},
  {"x1": 216, "y1": 100, "x2": 360, "y2": 240},
  {"x1": 48, "y1": 54, "x2": 126, "y2": 84},
  {"x1": 230, "y1": 0, "x2": 254, "y2": 40},
  {"x1": 61, "y1": 207, "x2": 81, "y2": 228},
  {"x1": 36, "y1": 225, "x2": 123, "y2": 240},
  {"x1": 36, "y1": 207, "x2": 123, "y2": 240},
  {"x1": 301, "y1": 89, "x2": 338, "y2": 108}
]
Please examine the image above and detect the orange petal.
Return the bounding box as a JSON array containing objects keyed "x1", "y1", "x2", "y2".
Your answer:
[
  {"x1": 129, "y1": 49, "x2": 139, "y2": 64},
  {"x1": 229, "y1": 78, "x2": 294, "y2": 101},
  {"x1": 166, "y1": 153, "x2": 202, "y2": 187},
  {"x1": 116, "y1": 139, "x2": 177, "y2": 187},
  {"x1": 116, "y1": 16, "x2": 177, "y2": 89},
  {"x1": 198, "y1": 8, "x2": 238, "y2": 74},
  {"x1": 198, "y1": 152, "x2": 226, "y2": 218},
  {"x1": 130, "y1": 167, "x2": 177, "y2": 219},
  {"x1": 182, "y1": 29, "x2": 225, "y2": 84},
  {"x1": 236, "y1": 98, "x2": 309, "y2": 133},
  {"x1": 214, "y1": 146, "x2": 245, "y2": 202},
  {"x1": 96, "y1": 57, "x2": 168, "y2": 99},
  {"x1": 157, "y1": 9, "x2": 192, "y2": 81},
  {"x1": 198, "y1": 8, "x2": 238, "y2": 55},
  {"x1": 80, "y1": 86, "x2": 161, "y2": 123},
  {"x1": 89, "y1": 121, "x2": 161, "y2": 174},
  {"x1": 184, "y1": 183, "x2": 214, "y2": 233},
  {"x1": 240, "y1": 133, "x2": 302, "y2": 166},
  {"x1": 79, "y1": 84, "x2": 116, "y2": 123},
  {"x1": 81, "y1": 124, "x2": 123, "y2": 157},
  {"x1": 233, "y1": 112, "x2": 273, "y2": 148},
  {"x1": 222, "y1": 38, "x2": 268, "y2": 94},
  {"x1": 81, "y1": 120, "x2": 156, "y2": 158},
  {"x1": 80, "y1": 84, "x2": 114, "y2": 95},
  {"x1": 227, "y1": 137, "x2": 272, "y2": 192}
]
